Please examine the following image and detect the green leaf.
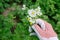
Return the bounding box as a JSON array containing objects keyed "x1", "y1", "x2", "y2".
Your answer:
[{"x1": 0, "y1": 2, "x2": 3, "y2": 7}]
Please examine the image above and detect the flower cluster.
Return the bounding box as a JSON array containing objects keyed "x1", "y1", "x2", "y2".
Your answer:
[
  {"x1": 22, "y1": 5, "x2": 42, "y2": 25},
  {"x1": 27, "y1": 7, "x2": 42, "y2": 25},
  {"x1": 28, "y1": 6, "x2": 42, "y2": 17}
]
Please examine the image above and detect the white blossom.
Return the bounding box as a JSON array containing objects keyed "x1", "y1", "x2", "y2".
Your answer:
[
  {"x1": 28, "y1": 9, "x2": 36, "y2": 17},
  {"x1": 35, "y1": 6, "x2": 42, "y2": 16},
  {"x1": 23, "y1": 5, "x2": 26, "y2": 7},
  {"x1": 37, "y1": 6, "x2": 41, "y2": 10},
  {"x1": 22, "y1": 4, "x2": 26, "y2": 10}
]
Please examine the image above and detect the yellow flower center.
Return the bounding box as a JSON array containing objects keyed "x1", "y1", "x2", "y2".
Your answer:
[{"x1": 32, "y1": 11, "x2": 35, "y2": 15}]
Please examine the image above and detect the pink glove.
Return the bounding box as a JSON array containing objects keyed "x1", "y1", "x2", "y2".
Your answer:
[{"x1": 29, "y1": 19, "x2": 58, "y2": 40}]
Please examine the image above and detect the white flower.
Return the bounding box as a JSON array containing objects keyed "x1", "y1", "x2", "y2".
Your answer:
[
  {"x1": 28, "y1": 9, "x2": 36, "y2": 17},
  {"x1": 37, "y1": 6, "x2": 41, "y2": 10},
  {"x1": 35, "y1": 6, "x2": 42, "y2": 16},
  {"x1": 23, "y1": 5, "x2": 26, "y2": 7},
  {"x1": 39, "y1": 11, "x2": 42, "y2": 16},
  {"x1": 22, "y1": 4, "x2": 26, "y2": 10}
]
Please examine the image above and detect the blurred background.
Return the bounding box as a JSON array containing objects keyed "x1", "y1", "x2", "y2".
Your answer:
[{"x1": 0, "y1": 0, "x2": 60, "y2": 40}]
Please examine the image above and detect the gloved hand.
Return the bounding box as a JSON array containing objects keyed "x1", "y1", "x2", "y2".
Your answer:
[{"x1": 29, "y1": 19, "x2": 58, "y2": 40}]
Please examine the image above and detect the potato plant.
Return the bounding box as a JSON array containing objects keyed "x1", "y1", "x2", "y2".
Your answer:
[{"x1": 0, "y1": 0, "x2": 60, "y2": 40}]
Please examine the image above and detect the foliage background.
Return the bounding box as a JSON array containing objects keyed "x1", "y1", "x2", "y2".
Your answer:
[{"x1": 0, "y1": 0, "x2": 60, "y2": 40}]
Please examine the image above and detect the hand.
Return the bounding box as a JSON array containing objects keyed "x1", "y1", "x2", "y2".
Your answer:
[
  {"x1": 34, "y1": 20, "x2": 57, "y2": 38},
  {"x1": 31, "y1": 19, "x2": 58, "y2": 40}
]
